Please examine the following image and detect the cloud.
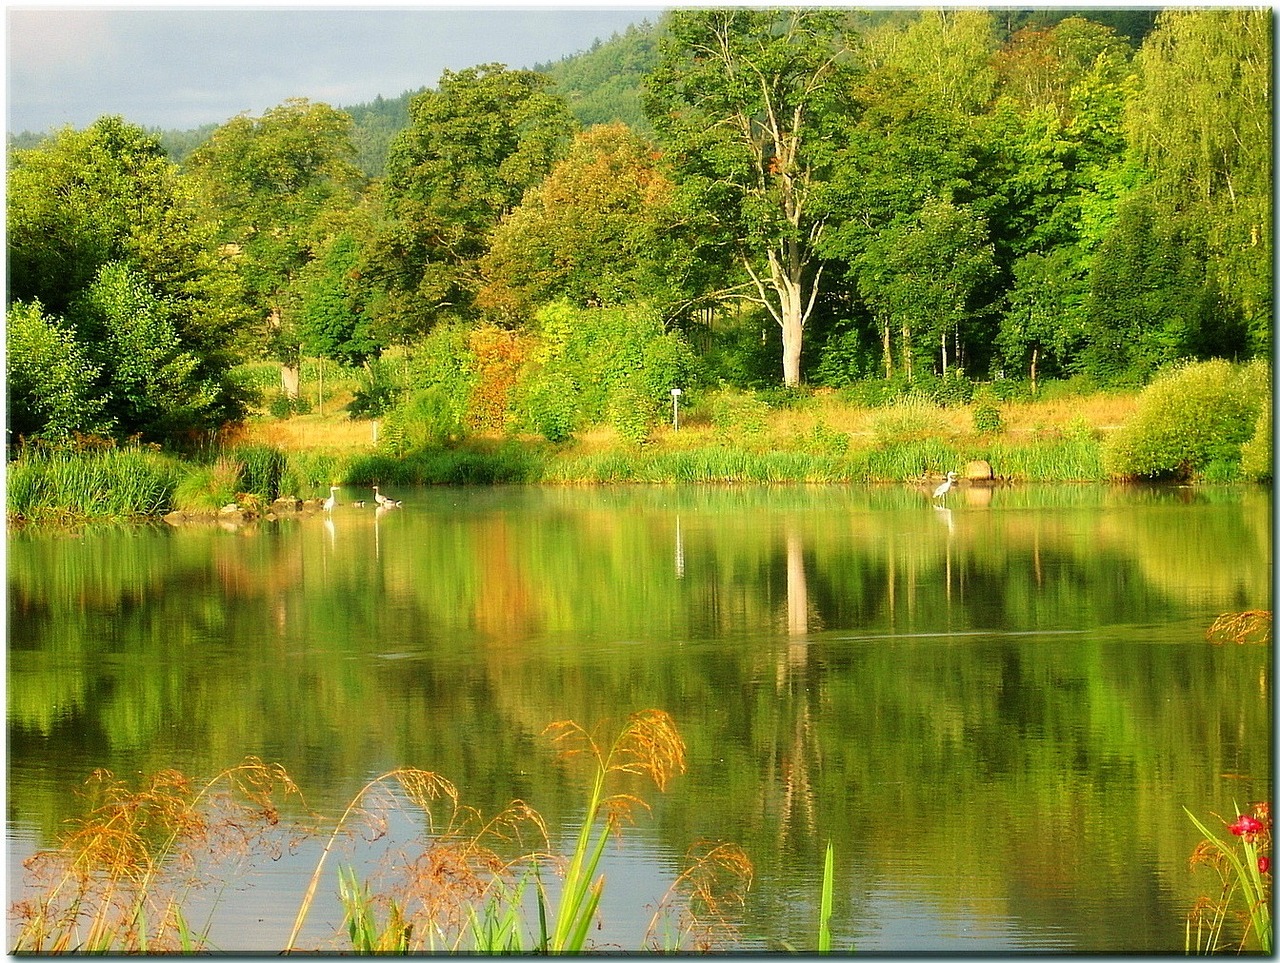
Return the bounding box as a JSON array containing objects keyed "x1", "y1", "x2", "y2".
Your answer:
[{"x1": 6, "y1": 7, "x2": 658, "y2": 133}]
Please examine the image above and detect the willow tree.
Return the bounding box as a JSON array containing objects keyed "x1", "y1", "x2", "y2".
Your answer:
[
  {"x1": 1127, "y1": 8, "x2": 1272, "y2": 354},
  {"x1": 645, "y1": 8, "x2": 853, "y2": 387}
]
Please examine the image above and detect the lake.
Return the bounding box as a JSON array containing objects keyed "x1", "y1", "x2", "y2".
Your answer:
[{"x1": 7, "y1": 483, "x2": 1272, "y2": 951}]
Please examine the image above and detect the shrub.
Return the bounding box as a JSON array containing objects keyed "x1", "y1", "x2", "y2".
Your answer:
[
  {"x1": 812, "y1": 325, "x2": 876, "y2": 388},
  {"x1": 1101, "y1": 359, "x2": 1268, "y2": 480},
  {"x1": 970, "y1": 388, "x2": 1003, "y2": 434},
  {"x1": 526, "y1": 301, "x2": 699, "y2": 438},
  {"x1": 798, "y1": 421, "x2": 850, "y2": 457},
  {"x1": 403, "y1": 323, "x2": 478, "y2": 429},
  {"x1": 1063, "y1": 415, "x2": 1097, "y2": 443},
  {"x1": 467, "y1": 325, "x2": 529, "y2": 433},
  {"x1": 871, "y1": 394, "x2": 953, "y2": 446},
  {"x1": 348, "y1": 359, "x2": 401, "y2": 418},
  {"x1": 1240, "y1": 405, "x2": 1272, "y2": 482},
  {"x1": 381, "y1": 386, "x2": 463, "y2": 454},
  {"x1": 707, "y1": 388, "x2": 769, "y2": 436},
  {"x1": 935, "y1": 370, "x2": 975, "y2": 407},
  {"x1": 609, "y1": 382, "x2": 659, "y2": 447},
  {"x1": 511, "y1": 368, "x2": 579, "y2": 442},
  {"x1": 268, "y1": 392, "x2": 312, "y2": 419}
]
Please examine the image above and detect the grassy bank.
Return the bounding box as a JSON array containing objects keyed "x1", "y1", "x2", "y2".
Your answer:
[
  {"x1": 238, "y1": 384, "x2": 1122, "y2": 489},
  {"x1": 6, "y1": 379, "x2": 1266, "y2": 523}
]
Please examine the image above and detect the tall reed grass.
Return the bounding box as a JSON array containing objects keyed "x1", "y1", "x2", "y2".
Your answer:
[
  {"x1": 12, "y1": 712, "x2": 758, "y2": 954},
  {"x1": 11, "y1": 760, "x2": 301, "y2": 952},
  {"x1": 983, "y1": 436, "x2": 1104, "y2": 481},
  {"x1": 7, "y1": 447, "x2": 183, "y2": 521},
  {"x1": 345, "y1": 443, "x2": 545, "y2": 487}
]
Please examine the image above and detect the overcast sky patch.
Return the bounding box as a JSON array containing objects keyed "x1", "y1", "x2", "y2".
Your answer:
[{"x1": 6, "y1": 6, "x2": 660, "y2": 133}]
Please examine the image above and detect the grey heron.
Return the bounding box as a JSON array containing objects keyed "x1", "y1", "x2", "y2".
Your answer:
[{"x1": 932, "y1": 471, "x2": 959, "y2": 500}]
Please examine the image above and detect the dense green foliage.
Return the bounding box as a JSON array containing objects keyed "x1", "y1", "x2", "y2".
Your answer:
[
  {"x1": 6, "y1": 118, "x2": 246, "y2": 441},
  {"x1": 1101, "y1": 360, "x2": 1270, "y2": 481},
  {"x1": 185, "y1": 99, "x2": 365, "y2": 366},
  {"x1": 6, "y1": 10, "x2": 1271, "y2": 450}
]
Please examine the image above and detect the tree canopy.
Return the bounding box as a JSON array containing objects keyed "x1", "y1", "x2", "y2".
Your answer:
[{"x1": 6, "y1": 9, "x2": 1271, "y2": 444}]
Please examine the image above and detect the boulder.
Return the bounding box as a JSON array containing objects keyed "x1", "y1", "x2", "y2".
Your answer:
[{"x1": 963, "y1": 459, "x2": 994, "y2": 481}]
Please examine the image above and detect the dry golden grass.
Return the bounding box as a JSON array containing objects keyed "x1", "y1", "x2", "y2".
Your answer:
[
  {"x1": 240, "y1": 414, "x2": 381, "y2": 453},
  {"x1": 1000, "y1": 392, "x2": 1138, "y2": 434},
  {"x1": 232, "y1": 386, "x2": 1138, "y2": 460},
  {"x1": 13, "y1": 713, "x2": 754, "y2": 954},
  {"x1": 1206, "y1": 610, "x2": 1273, "y2": 645},
  {"x1": 12, "y1": 759, "x2": 303, "y2": 953}
]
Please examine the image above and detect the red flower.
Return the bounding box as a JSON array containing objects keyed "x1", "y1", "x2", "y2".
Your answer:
[
  {"x1": 1231, "y1": 814, "x2": 1265, "y2": 837},
  {"x1": 1258, "y1": 856, "x2": 1271, "y2": 874}
]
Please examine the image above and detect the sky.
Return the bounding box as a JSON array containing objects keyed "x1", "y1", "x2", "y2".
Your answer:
[{"x1": 5, "y1": 4, "x2": 662, "y2": 134}]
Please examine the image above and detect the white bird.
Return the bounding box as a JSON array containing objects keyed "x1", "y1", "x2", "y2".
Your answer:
[
  {"x1": 350, "y1": 500, "x2": 366, "y2": 508},
  {"x1": 323, "y1": 486, "x2": 339, "y2": 512},
  {"x1": 932, "y1": 471, "x2": 959, "y2": 500}
]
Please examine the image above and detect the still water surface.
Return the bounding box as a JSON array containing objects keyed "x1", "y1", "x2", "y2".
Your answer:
[{"x1": 8, "y1": 484, "x2": 1272, "y2": 951}]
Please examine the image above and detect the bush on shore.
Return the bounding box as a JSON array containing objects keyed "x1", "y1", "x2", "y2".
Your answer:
[{"x1": 1101, "y1": 359, "x2": 1269, "y2": 481}]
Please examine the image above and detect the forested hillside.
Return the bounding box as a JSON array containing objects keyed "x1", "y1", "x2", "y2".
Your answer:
[
  {"x1": 7, "y1": 8, "x2": 1269, "y2": 452},
  {"x1": 536, "y1": 21, "x2": 662, "y2": 132}
]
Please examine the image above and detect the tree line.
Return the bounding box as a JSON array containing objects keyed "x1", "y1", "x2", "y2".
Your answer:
[{"x1": 6, "y1": 8, "x2": 1271, "y2": 444}]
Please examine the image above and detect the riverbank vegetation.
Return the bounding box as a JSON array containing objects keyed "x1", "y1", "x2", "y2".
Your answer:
[
  {"x1": 7, "y1": 354, "x2": 1272, "y2": 523},
  {"x1": 6, "y1": 9, "x2": 1272, "y2": 517}
]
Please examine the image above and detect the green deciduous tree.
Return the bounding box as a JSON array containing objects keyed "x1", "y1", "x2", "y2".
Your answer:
[
  {"x1": 855, "y1": 198, "x2": 996, "y2": 381},
  {"x1": 479, "y1": 123, "x2": 678, "y2": 318},
  {"x1": 646, "y1": 8, "x2": 853, "y2": 387},
  {"x1": 997, "y1": 249, "x2": 1089, "y2": 390},
  {"x1": 1082, "y1": 195, "x2": 1225, "y2": 385},
  {"x1": 5, "y1": 301, "x2": 109, "y2": 442},
  {"x1": 70, "y1": 262, "x2": 216, "y2": 437},
  {"x1": 859, "y1": 9, "x2": 1000, "y2": 116},
  {"x1": 373, "y1": 65, "x2": 577, "y2": 337},
  {"x1": 7, "y1": 116, "x2": 245, "y2": 438},
  {"x1": 295, "y1": 222, "x2": 379, "y2": 367},
  {"x1": 7, "y1": 116, "x2": 238, "y2": 350},
  {"x1": 185, "y1": 98, "x2": 363, "y2": 367}
]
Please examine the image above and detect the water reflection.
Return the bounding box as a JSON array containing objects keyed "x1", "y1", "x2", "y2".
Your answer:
[{"x1": 7, "y1": 484, "x2": 1272, "y2": 952}]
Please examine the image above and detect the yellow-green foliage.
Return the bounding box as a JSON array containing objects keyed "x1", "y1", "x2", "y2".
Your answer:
[
  {"x1": 1101, "y1": 359, "x2": 1269, "y2": 480},
  {"x1": 871, "y1": 393, "x2": 952, "y2": 446},
  {"x1": 1240, "y1": 404, "x2": 1272, "y2": 481}
]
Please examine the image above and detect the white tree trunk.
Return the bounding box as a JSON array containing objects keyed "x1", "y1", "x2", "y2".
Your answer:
[
  {"x1": 280, "y1": 364, "x2": 300, "y2": 400},
  {"x1": 882, "y1": 318, "x2": 894, "y2": 379}
]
